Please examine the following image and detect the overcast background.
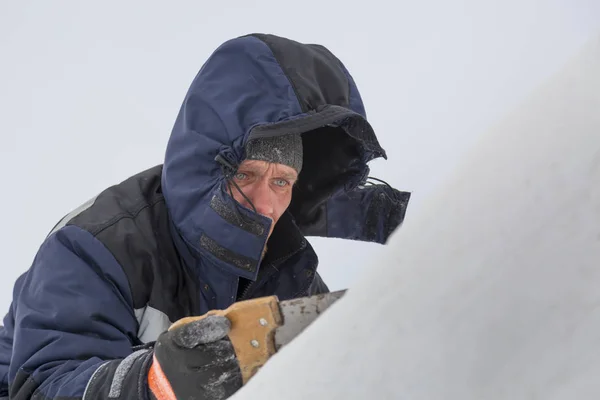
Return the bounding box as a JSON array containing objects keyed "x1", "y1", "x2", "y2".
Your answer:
[{"x1": 1, "y1": 0, "x2": 599, "y2": 313}]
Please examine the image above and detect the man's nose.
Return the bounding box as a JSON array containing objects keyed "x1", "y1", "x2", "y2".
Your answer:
[{"x1": 248, "y1": 182, "x2": 274, "y2": 218}]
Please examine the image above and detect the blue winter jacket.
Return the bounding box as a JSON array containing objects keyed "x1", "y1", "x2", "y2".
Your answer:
[{"x1": 0, "y1": 33, "x2": 410, "y2": 399}]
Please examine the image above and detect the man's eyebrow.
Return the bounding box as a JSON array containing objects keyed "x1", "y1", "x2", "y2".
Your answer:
[
  {"x1": 238, "y1": 164, "x2": 297, "y2": 180},
  {"x1": 237, "y1": 165, "x2": 260, "y2": 174},
  {"x1": 279, "y1": 171, "x2": 298, "y2": 181}
]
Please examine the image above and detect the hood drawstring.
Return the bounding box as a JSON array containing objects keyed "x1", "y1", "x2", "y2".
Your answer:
[
  {"x1": 364, "y1": 176, "x2": 403, "y2": 203},
  {"x1": 215, "y1": 154, "x2": 258, "y2": 225},
  {"x1": 365, "y1": 176, "x2": 392, "y2": 188}
]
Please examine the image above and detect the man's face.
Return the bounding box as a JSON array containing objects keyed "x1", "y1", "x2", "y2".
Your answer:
[{"x1": 229, "y1": 159, "x2": 298, "y2": 239}]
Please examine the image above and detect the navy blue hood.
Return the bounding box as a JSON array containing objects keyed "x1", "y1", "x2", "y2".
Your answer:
[{"x1": 161, "y1": 33, "x2": 409, "y2": 282}]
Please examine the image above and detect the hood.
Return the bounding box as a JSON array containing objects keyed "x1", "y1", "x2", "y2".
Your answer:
[{"x1": 162, "y1": 33, "x2": 391, "y2": 281}]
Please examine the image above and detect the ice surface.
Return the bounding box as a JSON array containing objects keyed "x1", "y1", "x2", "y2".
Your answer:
[{"x1": 232, "y1": 36, "x2": 600, "y2": 399}]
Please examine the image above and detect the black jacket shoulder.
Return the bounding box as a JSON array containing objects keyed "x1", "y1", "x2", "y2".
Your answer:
[{"x1": 55, "y1": 165, "x2": 199, "y2": 322}]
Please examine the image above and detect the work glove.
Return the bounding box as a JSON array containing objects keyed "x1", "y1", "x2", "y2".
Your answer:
[{"x1": 148, "y1": 315, "x2": 243, "y2": 400}]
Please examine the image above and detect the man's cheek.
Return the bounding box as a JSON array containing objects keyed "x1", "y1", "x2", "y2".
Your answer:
[{"x1": 284, "y1": 192, "x2": 293, "y2": 209}]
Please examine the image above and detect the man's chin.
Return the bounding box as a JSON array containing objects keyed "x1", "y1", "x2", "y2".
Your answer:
[{"x1": 261, "y1": 223, "x2": 273, "y2": 260}]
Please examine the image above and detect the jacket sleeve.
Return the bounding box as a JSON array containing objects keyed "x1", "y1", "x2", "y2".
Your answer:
[{"x1": 8, "y1": 225, "x2": 152, "y2": 400}]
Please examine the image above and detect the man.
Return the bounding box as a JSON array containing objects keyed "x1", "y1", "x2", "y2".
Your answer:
[{"x1": 0, "y1": 33, "x2": 410, "y2": 399}]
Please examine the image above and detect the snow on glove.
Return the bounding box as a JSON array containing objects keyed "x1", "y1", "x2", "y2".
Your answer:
[{"x1": 148, "y1": 315, "x2": 243, "y2": 400}]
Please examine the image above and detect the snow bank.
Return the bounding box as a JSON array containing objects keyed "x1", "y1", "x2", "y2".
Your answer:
[{"x1": 233, "y1": 35, "x2": 600, "y2": 399}]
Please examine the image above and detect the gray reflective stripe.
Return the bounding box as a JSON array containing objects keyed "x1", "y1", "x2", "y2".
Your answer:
[
  {"x1": 83, "y1": 361, "x2": 110, "y2": 400},
  {"x1": 135, "y1": 306, "x2": 172, "y2": 343},
  {"x1": 108, "y1": 348, "x2": 150, "y2": 398},
  {"x1": 48, "y1": 195, "x2": 98, "y2": 237}
]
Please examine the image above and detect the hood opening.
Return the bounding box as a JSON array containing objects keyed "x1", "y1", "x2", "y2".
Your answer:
[{"x1": 289, "y1": 125, "x2": 367, "y2": 231}]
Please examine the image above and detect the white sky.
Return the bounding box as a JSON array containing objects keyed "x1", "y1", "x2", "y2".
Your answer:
[{"x1": 1, "y1": 0, "x2": 599, "y2": 313}]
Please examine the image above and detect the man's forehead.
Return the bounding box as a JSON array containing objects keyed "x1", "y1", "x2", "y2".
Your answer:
[{"x1": 239, "y1": 159, "x2": 298, "y2": 179}]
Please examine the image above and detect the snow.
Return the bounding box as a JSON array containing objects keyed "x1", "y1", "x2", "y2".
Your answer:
[{"x1": 232, "y1": 36, "x2": 600, "y2": 399}]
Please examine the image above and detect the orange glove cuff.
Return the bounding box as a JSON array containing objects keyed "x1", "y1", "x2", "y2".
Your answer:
[{"x1": 148, "y1": 354, "x2": 177, "y2": 400}]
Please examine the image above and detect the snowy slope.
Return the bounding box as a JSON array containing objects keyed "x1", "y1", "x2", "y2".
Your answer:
[{"x1": 232, "y1": 36, "x2": 600, "y2": 399}]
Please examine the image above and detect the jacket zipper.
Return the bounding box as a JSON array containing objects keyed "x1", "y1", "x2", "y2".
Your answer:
[{"x1": 239, "y1": 278, "x2": 255, "y2": 300}]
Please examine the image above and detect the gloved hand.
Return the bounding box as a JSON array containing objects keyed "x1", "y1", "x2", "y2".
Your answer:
[{"x1": 148, "y1": 315, "x2": 243, "y2": 400}]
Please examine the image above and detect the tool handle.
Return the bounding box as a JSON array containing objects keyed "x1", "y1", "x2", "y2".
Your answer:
[{"x1": 168, "y1": 296, "x2": 283, "y2": 384}]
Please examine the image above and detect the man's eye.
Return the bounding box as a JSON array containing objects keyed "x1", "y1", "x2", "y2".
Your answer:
[
  {"x1": 234, "y1": 173, "x2": 247, "y2": 181},
  {"x1": 273, "y1": 179, "x2": 289, "y2": 187}
]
